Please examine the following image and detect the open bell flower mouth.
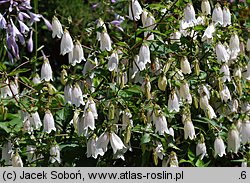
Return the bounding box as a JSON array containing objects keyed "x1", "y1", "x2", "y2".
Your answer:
[
  {"x1": 41, "y1": 59, "x2": 53, "y2": 81},
  {"x1": 214, "y1": 136, "x2": 226, "y2": 158},
  {"x1": 43, "y1": 110, "x2": 56, "y2": 133},
  {"x1": 52, "y1": 16, "x2": 63, "y2": 38}
]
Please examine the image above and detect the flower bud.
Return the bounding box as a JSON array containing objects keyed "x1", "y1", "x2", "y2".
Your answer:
[
  {"x1": 158, "y1": 74, "x2": 167, "y2": 91},
  {"x1": 60, "y1": 69, "x2": 68, "y2": 85}
]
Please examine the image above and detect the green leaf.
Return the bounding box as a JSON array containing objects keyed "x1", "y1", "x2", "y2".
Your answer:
[
  {"x1": 195, "y1": 159, "x2": 204, "y2": 167},
  {"x1": 19, "y1": 76, "x2": 32, "y2": 85},
  {"x1": 140, "y1": 133, "x2": 151, "y2": 144},
  {"x1": 0, "y1": 115, "x2": 23, "y2": 133},
  {"x1": 9, "y1": 68, "x2": 30, "y2": 76},
  {"x1": 0, "y1": 63, "x2": 7, "y2": 72}
]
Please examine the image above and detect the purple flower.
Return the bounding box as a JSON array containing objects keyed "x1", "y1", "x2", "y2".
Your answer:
[
  {"x1": 27, "y1": 30, "x2": 33, "y2": 52},
  {"x1": 18, "y1": 20, "x2": 29, "y2": 33},
  {"x1": 111, "y1": 0, "x2": 116, "y2": 3},
  {"x1": 0, "y1": 13, "x2": 7, "y2": 29},
  {"x1": 42, "y1": 16, "x2": 52, "y2": 31},
  {"x1": 7, "y1": 35, "x2": 20, "y2": 60},
  {"x1": 6, "y1": 49, "x2": 14, "y2": 63},
  {"x1": 18, "y1": 12, "x2": 30, "y2": 21},
  {"x1": 29, "y1": 12, "x2": 42, "y2": 24}
]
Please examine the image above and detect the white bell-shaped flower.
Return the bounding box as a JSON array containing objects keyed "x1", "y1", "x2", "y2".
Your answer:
[
  {"x1": 128, "y1": 0, "x2": 143, "y2": 21},
  {"x1": 207, "y1": 105, "x2": 217, "y2": 119},
  {"x1": 41, "y1": 59, "x2": 53, "y2": 81},
  {"x1": 234, "y1": 67, "x2": 242, "y2": 79},
  {"x1": 168, "y1": 91, "x2": 180, "y2": 112},
  {"x1": 180, "y1": 81, "x2": 192, "y2": 104},
  {"x1": 245, "y1": 61, "x2": 250, "y2": 81},
  {"x1": 83, "y1": 109, "x2": 95, "y2": 136},
  {"x1": 32, "y1": 73, "x2": 41, "y2": 84},
  {"x1": 29, "y1": 111, "x2": 42, "y2": 130},
  {"x1": 155, "y1": 142, "x2": 165, "y2": 160},
  {"x1": 214, "y1": 136, "x2": 226, "y2": 157},
  {"x1": 184, "y1": 3, "x2": 196, "y2": 24},
  {"x1": 96, "y1": 18, "x2": 107, "y2": 41},
  {"x1": 142, "y1": 12, "x2": 156, "y2": 40},
  {"x1": 153, "y1": 112, "x2": 169, "y2": 135},
  {"x1": 122, "y1": 108, "x2": 133, "y2": 129},
  {"x1": 199, "y1": 95, "x2": 209, "y2": 110},
  {"x1": 60, "y1": 30, "x2": 73, "y2": 55},
  {"x1": 223, "y1": 6, "x2": 231, "y2": 27},
  {"x1": 69, "y1": 40, "x2": 85, "y2": 66},
  {"x1": 247, "y1": 38, "x2": 250, "y2": 51},
  {"x1": 229, "y1": 33, "x2": 240, "y2": 60},
  {"x1": 43, "y1": 110, "x2": 56, "y2": 133},
  {"x1": 64, "y1": 84, "x2": 73, "y2": 104},
  {"x1": 50, "y1": 144, "x2": 61, "y2": 164},
  {"x1": 196, "y1": 141, "x2": 207, "y2": 160},
  {"x1": 71, "y1": 83, "x2": 84, "y2": 107},
  {"x1": 201, "y1": 0, "x2": 211, "y2": 15},
  {"x1": 241, "y1": 120, "x2": 250, "y2": 145},
  {"x1": 100, "y1": 31, "x2": 112, "y2": 51},
  {"x1": 216, "y1": 43, "x2": 230, "y2": 63},
  {"x1": 170, "y1": 31, "x2": 181, "y2": 43},
  {"x1": 220, "y1": 63, "x2": 231, "y2": 82},
  {"x1": 212, "y1": 4, "x2": 223, "y2": 25},
  {"x1": 202, "y1": 23, "x2": 215, "y2": 42},
  {"x1": 169, "y1": 127, "x2": 175, "y2": 139},
  {"x1": 219, "y1": 85, "x2": 231, "y2": 102},
  {"x1": 52, "y1": 16, "x2": 63, "y2": 38},
  {"x1": 26, "y1": 145, "x2": 36, "y2": 163},
  {"x1": 227, "y1": 128, "x2": 240, "y2": 153},
  {"x1": 11, "y1": 152, "x2": 23, "y2": 167},
  {"x1": 181, "y1": 56, "x2": 191, "y2": 74},
  {"x1": 110, "y1": 132, "x2": 126, "y2": 154},
  {"x1": 139, "y1": 42, "x2": 151, "y2": 64},
  {"x1": 87, "y1": 136, "x2": 104, "y2": 158},
  {"x1": 108, "y1": 51, "x2": 119, "y2": 71},
  {"x1": 1, "y1": 142, "x2": 12, "y2": 166},
  {"x1": 84, "y1": 97, "x2": 98, "y2": 119},
  {"x1": 184, "y1": 120, "x2": 196, "y2": 140},
  {"x1": 96, "y1": 132, "x2": 110, "y2": 153}
]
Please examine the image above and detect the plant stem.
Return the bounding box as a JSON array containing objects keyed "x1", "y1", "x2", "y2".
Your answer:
[{"x1": 34, "y1": 0, "x2": 39, "y2": 64}]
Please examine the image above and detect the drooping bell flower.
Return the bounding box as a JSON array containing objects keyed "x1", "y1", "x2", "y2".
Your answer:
[
  {"x1": 110, "y1": 132, "x2": 126, "y2": 155},
  {"x1": 87, "y1": 136, "x2": 104, "y2": 158},
  {"x1": 227, "y1": 126, "x2": 240, "y2": 154},
  {"x1": 83, "y1": 109, "x2": 95, "y2": 137},
  {"x1": 180, "y1": 56, "x2": 191, "y2": 74},
  {"x1": 168, "y1": 90, "x2": 180, "y2": 112},
  {"x1": 71, "y1": 83, "x2": 84, "y2": 107},
  {"x1": 1, "y1": 142, "x2": 12, "y2": 166},
  {"x1": 11, "y1": 152, "x2": 23, "y2": 167},
  {"x1": 69, "y1": 40, "x2": 86, "y2": 66},
  {"x1": 223, "y1": 6, "x2": 231, "y2": 27},
  {"x1": 155, "y1": 142, "x2": 165, "y2": 160},
  {"x1": 32, "y1": 73, "x2": 41, "y2": 84},
  {"x1": 220, "y1": 63, "x2": 231, "y2": 82},
  {"x1": 207, "y1": 105, "x2": 217, "y2": 119},
  {"x1": 152, "y1": 111, "x2": 169, "y2": 135},
  {"x1": 229, "y1": 33, "x2": 240, "y2": 60},
  {"x1": 184, "y1": 120, "x2": 196, "y2": 140},
  {"x1": 84, "y1": 97, "x2": 98, "y2": 119},
  {"x1": 247, "y1": 38, "x2": 250, "y2": 51},
  {"x1": 139, "y1": 42, "x2": 151, "y2": 64},
  {"x1": 29, "y1": 111, "x2": 42, "y2": 130},
  {"x1": 241, "y1": 120, "x2": 250, "y2": 145},
  {"x1": 96, "y1": 18, "x2": 107, "y2": 41},
  {"x1": 26, "y1": 145, "x2": 36, "y2": 163},
  {"x1": 41, "y1": 59, "x2": 53, "y2": 81},
  {"x1": 202, "y1": 23, "x2": 215, "y2": 42},
  {"x1": 214, "y1": 136, "x2": 226, "y2": 157},
  {"x1": 0, "y1": 13, "x2": 7, "y2": 29},
  {"x1": 220, "y1": 84, "x2": 231, "y2": 102},
  {"x1": 18, "y1": 20, "x2": 29, "y2": 34},
  {"x1": 196, "y1": 134, "x2": 207, "y2": 160},
  {"x1": 128, "y1": 0, "x2": 143, "y2": 21},
  {"x1": 100, "y1": 31, "x2": 112, "y2": 51},
  {"x1": 60, "y1": 30, "x2": 73, "y2": 55},
  {"x1": 201, "y1": 0, "x2": 211, "y2": 15},
  {"x1": 27, "y1": 30, "x2": 33, "y2": 52},
  {"x1": 184, "y1": 3, "x2": 196, "y2": 25},
  {"x1": 212, "y1": 4, "x2": 223, "y2": 26},
  {"x1": 216, "y1": 43, "x2": 230, "y2": 63},
  {"x1": 52, "y1": 16, "x2": 63, "y2": 38},
  {"x1": 43, "y1": 110, "x2": 56, "y2": 133},
  {"x1": 142, "y1": 11, "x2": 156, "y2": 40},
  {"x1": 108, "y1": 51, "x2": 119, "y2": 71},
  {"x1": 180, "y1": 80, "x2": 192, "y2": 104},
  {"x1": 50, "y1": 144, "x2": 61, "y2": 164}
]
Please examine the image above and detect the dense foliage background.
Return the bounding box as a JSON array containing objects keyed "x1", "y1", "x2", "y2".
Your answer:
[{"x1": 0, "y1": 0, "x2": 250, "y2": 167}]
